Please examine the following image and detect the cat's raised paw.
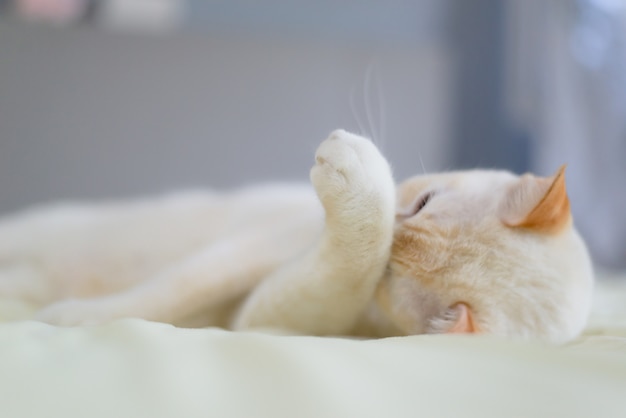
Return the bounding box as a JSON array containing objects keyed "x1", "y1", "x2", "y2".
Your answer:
[{"x1": 310, "y1": 129, "x2": 395, "y2": 219}]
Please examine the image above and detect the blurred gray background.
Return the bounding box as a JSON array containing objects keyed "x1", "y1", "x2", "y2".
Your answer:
[
  {"x1": 0, "y1": 0, "x2": 625, "y2": 269},
  {"x1": 0, "y1": 1, "x2": 452, "y2": 208}
]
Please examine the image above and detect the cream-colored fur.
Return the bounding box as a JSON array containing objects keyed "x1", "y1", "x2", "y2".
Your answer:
[
  {"x1": 381, "y1": 170, "x2": 593, "y2": 342},
  {"x1": 0, "y1": 130, "x2": 593, "y2": 342}
]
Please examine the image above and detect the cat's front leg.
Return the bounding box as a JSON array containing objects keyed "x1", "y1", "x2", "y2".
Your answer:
[
  {"x1": 310, "y1": 129, "x2": 396, "y2": 253},
  {"x1": 234, "y1": 130, "x2": 395, "y2": 335}
]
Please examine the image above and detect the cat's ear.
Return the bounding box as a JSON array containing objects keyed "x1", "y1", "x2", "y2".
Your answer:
[
  {"x1": 428, "y1": 302, "x2": 479, "y2": 334},
  {"x1": 445, "y1": 303, "x2": 479, "y2": 334},
  {"x1": 499, "y1": 165, "x2": 571, "y2": 234}
]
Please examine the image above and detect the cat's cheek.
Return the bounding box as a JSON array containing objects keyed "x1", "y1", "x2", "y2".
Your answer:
[{"x1": 374, "y1": 275, "x2": 436, "y2": 335}]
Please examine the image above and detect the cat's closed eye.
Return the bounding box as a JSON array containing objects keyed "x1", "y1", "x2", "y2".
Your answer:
[
  {"x1": 410, "y1": 192, "x2": 433, "y2": 216},
  {"x1": 397, "y1": 192, "x2": 434, "y2": 221}
]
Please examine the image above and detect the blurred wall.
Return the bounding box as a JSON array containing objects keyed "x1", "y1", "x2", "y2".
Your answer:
[
  {"x1": 504, "y1": 0, "x2": 626, "y2": 268},
  {"x1": 0, "y1": 21, "x2": 452, "y2": 214}
]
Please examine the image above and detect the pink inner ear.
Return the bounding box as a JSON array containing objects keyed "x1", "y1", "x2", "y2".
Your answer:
[
  {"x1": 499, "y1": 165, "x2": 571, "y2": 234},
  {"x1": 446, "y1": 303, "x2": 479, "y2": 334}
]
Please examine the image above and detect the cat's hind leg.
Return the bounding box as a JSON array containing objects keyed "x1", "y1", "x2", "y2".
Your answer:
[
  {"x1": 35, "y1": 219, "x2": 316, "y2": 326},
  {"x1": 233, "y1": 130, "x2": 396, "y2": 335}
]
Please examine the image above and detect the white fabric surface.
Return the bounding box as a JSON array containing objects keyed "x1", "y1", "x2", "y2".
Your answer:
[{"x1": 1, "y1": 279, "x2": 626, "y2": 418}]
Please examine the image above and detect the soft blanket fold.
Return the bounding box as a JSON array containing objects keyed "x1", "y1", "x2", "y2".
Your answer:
[{"x1": 1, "y1": 309, "x2": 626, "y2": 418}]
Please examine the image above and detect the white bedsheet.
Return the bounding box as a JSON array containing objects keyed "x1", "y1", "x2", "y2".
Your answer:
[{"x1": 1, "y1": 279, "x2": 626, "y2": 418}]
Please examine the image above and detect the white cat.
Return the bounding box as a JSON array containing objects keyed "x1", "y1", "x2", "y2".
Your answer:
[{"x1": 0, "y1": 130, "x2": 593, "y2": 342}]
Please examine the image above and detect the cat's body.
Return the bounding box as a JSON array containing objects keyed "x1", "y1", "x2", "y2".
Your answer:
[
  {"x1": 0, "y1": 130, "x2": 593, "y2": 342},
  {"x1": 0, "y1": 185, "x2": 323, "y2": 328}
]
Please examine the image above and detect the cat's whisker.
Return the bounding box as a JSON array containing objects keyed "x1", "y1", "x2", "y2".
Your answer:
[
  {"x1": 364, "y1": 63, "x2": 378, "y2": 145},
  {"x1": 417, "y1": 151, "x2": 427, "y2": 174},
  {"x1": 374, "y1": 63, "x2": 387, "y2": 153},
  {"x1": 350, "y1": 81, "x2": 367, "y2": 139}
]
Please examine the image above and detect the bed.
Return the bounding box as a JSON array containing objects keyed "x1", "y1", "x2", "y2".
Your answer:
[{"x1": 1, "y1": 277, "x2": 625, "y2": 418}]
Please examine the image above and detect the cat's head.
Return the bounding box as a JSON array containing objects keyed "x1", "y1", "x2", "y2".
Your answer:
[{"x1": 375, "y1": 167, "x2": 593, "y2": 342}]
